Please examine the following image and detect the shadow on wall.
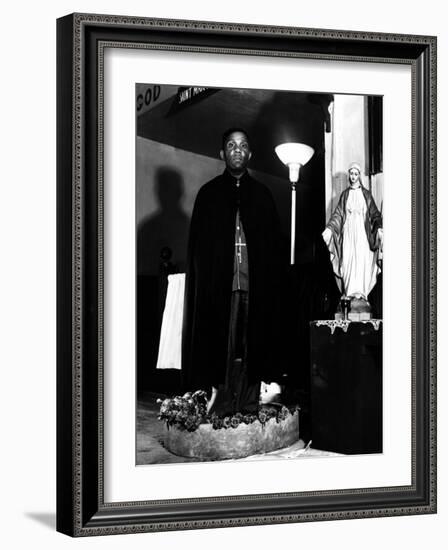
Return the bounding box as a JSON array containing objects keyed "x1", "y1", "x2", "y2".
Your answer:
[{"x1": 137, "y1": 166, "x2": 190, "y2": 276}]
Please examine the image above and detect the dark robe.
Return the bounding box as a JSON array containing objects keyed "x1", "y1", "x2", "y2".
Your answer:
[{"x1": 182, "y1": 169, "x2": 285, "y2": 393}]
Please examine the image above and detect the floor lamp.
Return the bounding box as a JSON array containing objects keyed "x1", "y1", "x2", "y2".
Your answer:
[{"x1": 275, "y1": 143, "x2": 315, "y2": 265}]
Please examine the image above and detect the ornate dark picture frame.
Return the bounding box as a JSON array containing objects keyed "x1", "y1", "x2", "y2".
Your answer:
[{"x1": 56, "y1": 13, "x2": 437, "y2": 536}]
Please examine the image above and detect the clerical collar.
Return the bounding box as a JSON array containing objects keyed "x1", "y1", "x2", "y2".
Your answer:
[{"x1": 223, "y1": 168, "x2": 249, "y2": 185}]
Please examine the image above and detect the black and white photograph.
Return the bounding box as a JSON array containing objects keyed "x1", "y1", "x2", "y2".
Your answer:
[{"x1": 136, "y1": 84, "x2": 384, "y2": 465}]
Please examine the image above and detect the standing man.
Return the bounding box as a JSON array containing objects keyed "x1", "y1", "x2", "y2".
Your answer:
[{"x1": 182, "y1": 128, "x2": 285, "y2": 415}]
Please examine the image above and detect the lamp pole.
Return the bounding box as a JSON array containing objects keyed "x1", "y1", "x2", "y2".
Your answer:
[
  {"x1": 290, "y1": 180, "x2": 296, "y2": 265},
  {"x1": 287, "y1": 162, "x2": 301, "y2": 265},
  {"x1": 274, "y1": 143, "x2": 315, "y2": 267}
]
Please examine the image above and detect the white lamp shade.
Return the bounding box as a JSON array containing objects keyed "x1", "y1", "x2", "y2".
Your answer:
[{"x1": 275, "y1": 142, "x2": 315, "y2": 168}]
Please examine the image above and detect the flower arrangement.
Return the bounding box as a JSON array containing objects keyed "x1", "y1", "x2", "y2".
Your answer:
[
  {"x1": 158, "y1": 392, "x2": 299, "y2": 432},
  {"x1": 157, "y1": 390, "x2": 208, "y2": 432}
]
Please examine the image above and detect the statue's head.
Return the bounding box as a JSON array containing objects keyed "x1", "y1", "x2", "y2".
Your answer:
[{"x1": 348, "y1": 162, "x2": 362, "y2": 186}]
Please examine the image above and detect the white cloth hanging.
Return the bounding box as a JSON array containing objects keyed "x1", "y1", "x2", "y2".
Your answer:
[{"x1": 156, "y1": 273, "x2": 185, "y2": 370}]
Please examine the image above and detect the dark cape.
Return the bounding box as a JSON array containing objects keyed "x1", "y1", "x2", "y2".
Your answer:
[{"x1": 182, "y1": 169, "x2": 285, "y2": 392}]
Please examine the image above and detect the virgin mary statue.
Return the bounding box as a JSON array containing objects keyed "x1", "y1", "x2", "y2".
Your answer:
[{"x1": 322, "y1": 162, "x2": 383, "y2": 316}]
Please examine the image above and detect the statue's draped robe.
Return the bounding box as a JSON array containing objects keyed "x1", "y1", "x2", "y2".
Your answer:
[
  {"x1": 182, "y1": 169, "x2": 284, "y2": 393},
  {"x1": 325, "y1": 184, "x2": 382, "y2": 299}
]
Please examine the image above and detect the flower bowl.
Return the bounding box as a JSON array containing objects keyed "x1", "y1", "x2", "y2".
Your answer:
[{"x1": 163, "y1": 409, "x2": 300, "y2": 460}]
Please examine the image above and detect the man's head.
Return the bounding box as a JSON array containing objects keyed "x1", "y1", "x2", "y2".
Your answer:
[{"x1": 220, "y1": 128, "x2": 252, "y2": 177}]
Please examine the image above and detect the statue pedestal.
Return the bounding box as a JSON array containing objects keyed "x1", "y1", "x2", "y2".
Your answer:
[
  {"x1": 310, "y1": 320, "x2": 382, "y2": 454},
  {"x1": 335, "y1": 311, "x2": 371, "y2": 321},
  {"x1": 335, "y1": 297, "x2": 372, "y2": 321}
]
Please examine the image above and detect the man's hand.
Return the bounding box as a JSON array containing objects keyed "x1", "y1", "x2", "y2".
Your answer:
[{"x1": 206, "y1": 386, "x2": 218, "y2": 414}]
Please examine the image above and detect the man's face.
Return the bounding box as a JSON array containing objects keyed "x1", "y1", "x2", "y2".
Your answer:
[
  {"x1": 220, "y1": 131, "x2": 252, "y2": 173},
  {"x1": 349, "y1": 168, "x2": 360, "y2": 185}
]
